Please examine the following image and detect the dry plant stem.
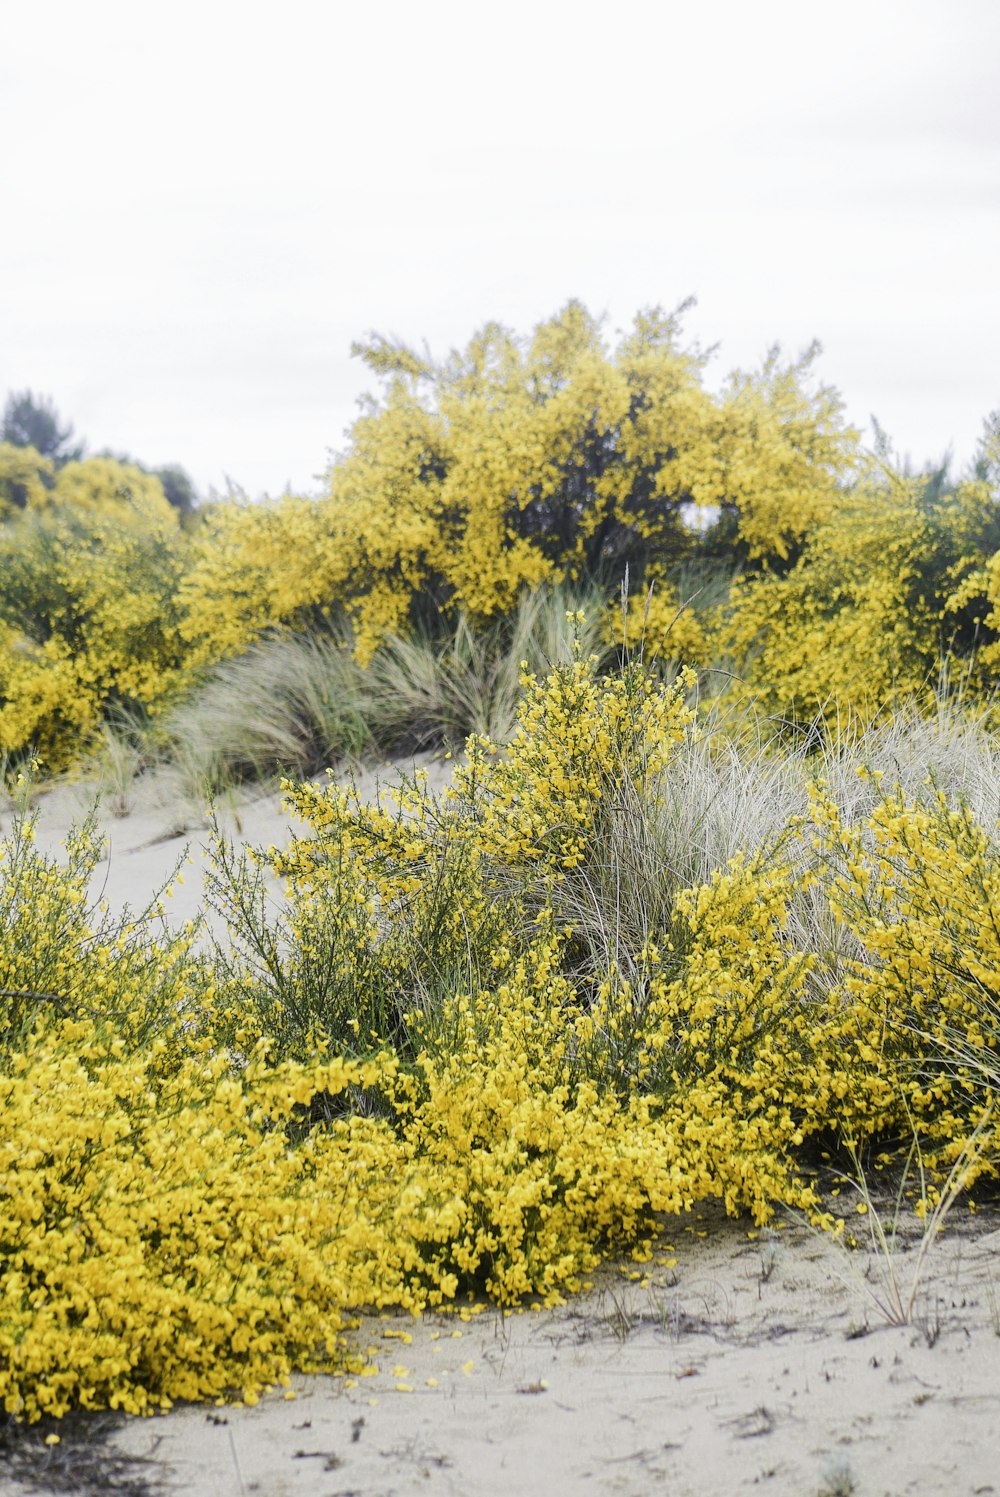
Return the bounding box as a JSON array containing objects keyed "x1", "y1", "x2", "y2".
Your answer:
[
  {"x1": 843, "y1": 1107, "x2": 994, "y2": 1327},
  {"x1": 986, "y1": 1278, "x2": 1000, "y2": 1336}
]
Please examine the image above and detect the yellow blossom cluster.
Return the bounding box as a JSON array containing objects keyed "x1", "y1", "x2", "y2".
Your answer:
[
  {"x1": 450, "y1": 654, "x2": 696, "y2": 875},
  {"x1": 606, "y1": 570, "x2": 712, "y2": 665},
  {"x1": 0, "y1": 458, "x2": 187, "y2": 763},
  {"x1": 717, "y1": 465, "x2": 999, "y2": 728},
  {"x1": 0, "y1": 444, "x2": 53, "y2": 518},
  {"x1": 0, "y1": 1022, "x2": 396, "y2": 1420},
  {"x1": 807, "y1": 778, "x2": 1000, "y2": 1172}
]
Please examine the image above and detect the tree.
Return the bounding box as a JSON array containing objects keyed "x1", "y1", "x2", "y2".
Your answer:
[
  {"x1": 150, "y1": 464, "x2": 198, "y2": 515},
  {"x1": 1, "y1": 391, "x2": 83, "y2": 466}
]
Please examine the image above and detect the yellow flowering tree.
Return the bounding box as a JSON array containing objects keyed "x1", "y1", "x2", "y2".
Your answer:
[{"x1": 180, "y1": 303, "x2": 861, "y2": 664}]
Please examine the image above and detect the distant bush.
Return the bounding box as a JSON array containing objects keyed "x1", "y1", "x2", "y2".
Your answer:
[
  {"x1": 717, "y1": 460, "x2": 1000, "y2": 729},
  {"x1": 0, "y1": 470, "x2": 188, "y2": 765},
  {"x1": 179, "y1": 302, "x2": 859, "y2": 666}
]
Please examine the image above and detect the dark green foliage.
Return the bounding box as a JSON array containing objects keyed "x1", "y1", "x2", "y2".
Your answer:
[{"x1": 2, "y1": 391, "x2": 83, "y2": 467}]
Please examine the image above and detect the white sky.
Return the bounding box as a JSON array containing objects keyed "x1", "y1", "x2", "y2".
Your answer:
[{"x1": 2, "y1": 0, "x2": 998, "y2": 499}]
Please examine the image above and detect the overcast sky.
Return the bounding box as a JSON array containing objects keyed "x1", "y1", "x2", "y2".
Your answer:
[{"x1": 2, "y1": 0, "x2": 998, "y2": 499}]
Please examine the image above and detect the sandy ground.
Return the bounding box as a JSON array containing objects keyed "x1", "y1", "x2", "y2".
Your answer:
[
  {"x1": 1, "y1": 754, "x2": 454, "y2": 939},
  {"x1": 4, "y1": 771, "x2": 1000, "y2": 1495},
  {"x1": 105, "y1": 1204, "x2": 1000, "y2": 1497}
]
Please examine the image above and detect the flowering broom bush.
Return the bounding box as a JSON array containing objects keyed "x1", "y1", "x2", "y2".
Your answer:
[
  {"x1": 3, "y1": 650, "x2": 1000, "y2": 1422},
  {"x1": 0, "y1": 463, "x2": 189, "y2": 765},
  {"x1": 717, "y1": 457, "x2": 1000, "y2": 730},
  {"x1": 178, "y1": 303, "x2": 859, "y2": 669}
]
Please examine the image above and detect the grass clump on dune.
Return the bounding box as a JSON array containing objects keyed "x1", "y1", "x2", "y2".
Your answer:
[{"x1": 82, "y1": 584, "x2": 615, "y2": 805}]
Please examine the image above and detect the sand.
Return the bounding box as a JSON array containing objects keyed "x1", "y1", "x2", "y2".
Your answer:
[
  {"x1": 4, "y1": 770, "x2": 1000, "y2": 1495},
  {"x1": 1, "y1": 754, "x2": 454, "y2": 938},
  {"x1": 108, "y1": 1204, "x2": 1000, "y2": 1497}
]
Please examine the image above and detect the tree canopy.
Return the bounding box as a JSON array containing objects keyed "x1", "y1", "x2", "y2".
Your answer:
[{"x1": 1, "y1": 390, "x2": 83, "y2": 466}]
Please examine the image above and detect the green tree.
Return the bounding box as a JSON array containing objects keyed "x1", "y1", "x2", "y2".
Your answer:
[
  {"x1": 151, "y1": 463, "x2": 198, "y2": 515},
  {"x1": 1, "y1": 391, "x2": 83, "y2": 466}
]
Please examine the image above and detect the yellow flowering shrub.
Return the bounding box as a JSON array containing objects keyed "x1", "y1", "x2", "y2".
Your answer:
[
  {"x1": 0, "y1": 798, "x2": 204, "y2": 1057},
  {"x1": 0, "y1": 947, "x2": 817, "y2": 1423},
  {"x1": 177, "y1": 495, "x2": 359, "y2": 668},
  {"x1": 807, "y1": 780, "x2": 999, "y2": 1170},
  {"x1": 946, "y1": 416, "x2": 1000, "y2": 675},
  {"x1": 0, "y1": 444, "x2": 53, "y2": 518},
  {"x1": 952, "y1": 549, "x2": 1000, "y2": 675},
  {"x1": 43, "y1": 458, "x2": 174, "y2": 518},
  {"x1": 667, "y1": 341, "x2": 859, "y2": 563},
  {"x1": 952, "y1": 416, "x2": 999, "y2": 673},
  {"x1": 179, "y1": 304, "x2": 859, "y2": 667},
  {"x1": 0, "y1": 1021, "x2": 400, "y2": 1420},
  {"x1": 0, "y1": 629, "x2": 86, "y2": 762},
  {"x1": 4, "y1": 651, "x2": 1000, "y2": 1424},
  {"x1": 607, "y1": 574, "x2": 712, "y2": 665},
  {"x1": 0, "y1": 803, "x2": 398, "y2": 1420},
  {"x1": 0, "y1": 481, "x2": 189, "y2": 762},
  {"x1": 717, "y1": 468, "x2": 999, "y2": 729},
  {"x1": 450, "y1": 649, "x2": 696, "y2": 876}
]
